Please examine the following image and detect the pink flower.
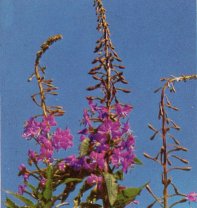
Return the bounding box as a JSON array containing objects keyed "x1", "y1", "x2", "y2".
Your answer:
[
  {"x1": 97, "y1": 119, "x2": 122, "y2": 139},
  {"x1": 28, "y1": 149, "x2": 37, "y2": 161},
  {"x1": 96, "y1": 106, "x2": 109, "y2": 119},
  {"x1": 90, "y1": 151, "x2": 105, "y2": 170},
  {"x1": 18, "y1": 164, "x2": 26, "y2": 172},
  {"x1": 18, "y1": 184, "x2": 26, "y2": 195},
  {"x1": 186, "y1": 192, "x2": 197, "y2": 202},
  {"x1": 52, "y1": 128, "x2": 73, "y2": 150},
  {"x1": 23, "y1": 173, "x2": 29, "y2": 182},
  {"x1": 40, "y1": 177, "x2": 47, "y2": 187},
  {"x1": 115, "y1": 103, "x2": 132, "y2": 118},
  {"x1": 86, "y1": 174, "x2": 103, "y2": 190},
  {"x1": 86, "y1": 174, "x2": 103, "y2": 185},
  {"x1": 22, "y1": 118, "x2": 40, "y2": 139},
  {"x1": 64, "y1": 155, "x2": 78, "y2": 168},
  {"x1": 87, "y1": 99, "x2": 97, "y2": 112},
  {"x1": 58, "y1": 161, "x2": 66, "y2": 171},
  {"x1": 38, "y1": 136, "x2": 54, "y2": 160},
  {"x1": 133, "y1": 200, "x2": 139, "y2": 204},
  {"x1": 78, "y1": 128, "x2": 89, "y2": 135},
  {"x1": 122, "y1": 120, "x2": 131, "y2": 134},
  {"x1": 41, "y1": 115, "x2": 57, "y2": 133},
  {"x1": 83, "y1": 109, "x2": 91, "y2": 126}
]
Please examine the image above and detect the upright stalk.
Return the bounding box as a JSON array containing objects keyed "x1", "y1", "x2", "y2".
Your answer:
[
  {"x1": 161, "y1": 87, "x2": 168, "y2": 207},
  {"x1": 145, "y1": 74, "x2": 197, "y2": 208},
  {"x1": 30, "y1": 34, "x2": 64, "y2": 117}
]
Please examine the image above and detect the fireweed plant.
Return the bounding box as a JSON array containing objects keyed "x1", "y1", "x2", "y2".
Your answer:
[
  {"x1": 144, "y1": 75, "x2": 197, "y2": 208},
  {"x1": 5, "y1": 1, "x2": 145, "y2": 207}
]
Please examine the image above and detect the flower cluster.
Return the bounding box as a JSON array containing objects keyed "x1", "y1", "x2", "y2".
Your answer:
[
  {"x1": 22, "y1": 115, "x2": 73, "y2": 162},
  {"x1": 86, "y1": 174, "x2": 103, "y2": 190},
  {"x1": 186, "y1": 192, "x2": 197, "y2": 202},
  {"x1": 60, "y1": 99, "x2": 135, "y2": 183},
  {"x1": 17, "y1": 115, "x2": 74, "y2": 194}
]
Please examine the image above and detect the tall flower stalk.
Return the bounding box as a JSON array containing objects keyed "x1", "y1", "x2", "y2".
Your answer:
[
  {"x1": 144, "y1": 74, "x2": 197, "y2": 208},
  {"x1": 5, "y1": 1, "x2": 144, "y2": 207},
  {"x1": 71, "y1": 0, "x2": 144, "y2": 207}
]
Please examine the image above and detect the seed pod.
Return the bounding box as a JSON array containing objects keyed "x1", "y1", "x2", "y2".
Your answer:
[
  {"x1": 86, "y1": 83, "x2": 101, "y2": 91},
  {"x1": 148, "y1": 123, "x2": 157, "y2": 132}
]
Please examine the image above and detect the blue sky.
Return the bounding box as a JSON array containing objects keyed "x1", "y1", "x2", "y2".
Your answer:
[{"x1": 1, "y1": 0, "x2": 196, "y2": 207}]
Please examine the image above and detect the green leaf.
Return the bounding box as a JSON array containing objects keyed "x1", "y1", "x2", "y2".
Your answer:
[
  {"x1": 80, "y1": 138, "x2": 90, "y2": 156},
  {"x1": 44, "y1": 201, "x2": 53, "y2": 208},
  {"x1": 80, "y1": 202, "x2": 102, "y2": 208},
  {"x1": 134, "y1": 157, "x2": 143, "y2": 165},
  {"x1": 114, "y1": 184, "x2": 147, "y2": 208},
  {"x1": 43, "y1": 165, "x2": 53, "y2": 201},
  {"x1": 64, "y1": 178, "x2": 83, "y2": 184},
  {"x1": 103, "y1": 173, "x2": 118, "y2": 206},
  {"x1": 74, "y1": 182, "x2": 92, "y2": 207},
  {"x1": 5, "y1": 197, "x2": 18, "y2": 208},
  {"x1": 26, "y1": 182, "x2": 36, "y2": 193},
  {"x1": 5, "y1": 191, "x2": 34, "y2": 206},
  {"x1": 114, "y1": 170, "x2": 124, "y2": 180}
]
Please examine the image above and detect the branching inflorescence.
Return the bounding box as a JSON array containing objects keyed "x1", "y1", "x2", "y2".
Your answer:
[
  {"x1": 5, "y1": 1, "x2": 144, "y2": 208},
  {"x1": 6, "y1": 1, "x2": 197, "y2": 208},
  {"x1": 144, "y1": 74, "x2": 197, "y2": 208},
  {"x1": 29, "y1": 34, "x2": 64, "y2": 117}
]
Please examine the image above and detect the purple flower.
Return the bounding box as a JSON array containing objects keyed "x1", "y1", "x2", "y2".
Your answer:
[
  {"x1": 80, "y1": 135, "x2": 87, "y2": 141},
  {"x1": 23, "y1": 173, "x2": 29, "y2": 182},
  {"x1": 64, "y1": 155, "x2": 77, "y2": 165},
  {"x1": 110, "y1": 141, "x2": 135, "y2": 173},
  {"x1": 121, "y1": 151, "x2": 135, "y2": 173},
  {"x1": 18, "y1": 184, "x2": 26, "y2": 195},
  {"x1": 97, "y1": 119, "x2": 122, "y2": 139},
  {"x1": 79, "y1": 156, "x2": 96, "y2": 170},
  {"x1": 121, "y1": 134, "x2": 135, "y2": 150},
  {"x1": 83, "y1": 109, "x2": 91, "y2": 126},
  {"x1": 22, "y1": 118, "x2": 40, "y2": 139},
  {"x1": 122, "y1": 120, "x2": 131, "y2": 134},
  {"x1": 38, "y1": 137, "x2": 54, "y2": 161},
  {"x1": 90, "y1": 151, "x2": 105, "y2": 170},
  {"x1": 87, "y1": 174, "x2": 103, "y2": 185},
  {"x1": 87, "y1": 99, "x2": 97, "y2": 112},
  {"x1": 86, "y1": 174, "x2": 103, "y2": 190},
  {"x1": 52, "y1": 128, "x2": 73, "y2": 150},
  {"x1": 40, "y1": 177, "x2": 47, "y2": 187},
  {"x1": 28, "y1": 149, "x2": 37, "y2": 161},
  {"x1": 186, "y1": 192, "x2": 197, "y2": 202},
  {"x1": 18, "y1": 164, "x2": 26, "y2": 172},
  {"x1": 18, "y1": 164, "x2": 28, "y2": 176},
  {"x1": 110, "y1": 148, "x2": 122, "y2": 168},
  {"x1": 96, "y1": 106, "x2": 109, "y2": 119},
  {"x1": 41, "y1": 115, "x2": 57, "y2": 133},
  {"x1": 115, "y1": 103, "x2": 132, "y2": 118},
  {"x1": 58, "y1": 161, "x2": 66, "y2": 171},
  {"x1": 78, "y1": 128, "x2": 89, "y2": 135},
  {"x1": 95, "y1": 143, "x2": 109, "y2": 152},
  {"x1": 64, "y1": 155, "x2": 82, "y2": 170}
]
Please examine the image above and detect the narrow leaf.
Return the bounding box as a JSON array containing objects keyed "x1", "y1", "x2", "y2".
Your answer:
[
  {"x1": 134, "y1": 157, "x2": 143, "y2": 165},
  {"x1": 80, "y1": 138, "x2": 90, "y2": 156},
  {"x1": 64, "y1": 178, "x2": 83, "y2": 184},
  {"x1": 80, "y1": 203, "x2": 102, "y2": 208},
  {"x1": 5, "y1": 198, "x2": 18, "y2": 208},
  {"x1": 26, "y1": 183, "x2": 37, "y2": 193},
  {"x1": 103, "y1": 173, "x2": 118, "y2": 206},
  {"x1": 114, "y1": 170, "x2": 124, "y2": 180},
  {"x1": 114, "y1": 183, "x2": 147, "y2": 208},
  {"x1": 5, "y1": 191, "x2": 34, "y2": 206},
  {"x1": 43, "y1": 165, "x2": 53, "y2": 201}
]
